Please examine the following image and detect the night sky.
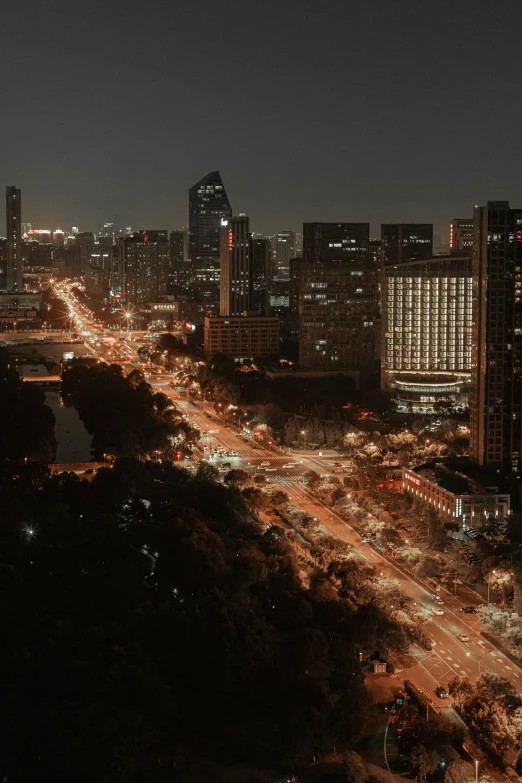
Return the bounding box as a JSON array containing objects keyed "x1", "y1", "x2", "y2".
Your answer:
[{"x1": 2, "y1": 0, "x2": 521, "y2": 238}]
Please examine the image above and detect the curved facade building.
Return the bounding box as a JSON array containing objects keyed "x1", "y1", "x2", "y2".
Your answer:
[{"x1": 381, "y1": 255, "x2": 472, "y2": 411}]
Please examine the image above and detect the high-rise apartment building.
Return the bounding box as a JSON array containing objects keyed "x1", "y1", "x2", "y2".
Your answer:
[
  {"x1": 117, "y1": 231, "x2": 170, "y2": 303},
  {"x1": 470, "y1": 201, "x2": 522, "y2": 471},
  {"x1": 250, "y1": 236, "x2": 270, "y2": 315},
  {"x1": 275, "y1": 231, "x2": 295, "y2": 279},
  {"x1": 381, "y1": 256, "x2": 472, "y2": 410},
  {"x1": 6, "y1": 186, "x2": 22, "y2": 292},
  {"x1": 381, "y1": 223, "x2": 433, "y2": 267},
  {"x1": 220, "y1": 215, "x2": 251, "y2": 316},
  {"x1": 450, "y1": 218, "x2": 474, "y2": 256},
  {"x1": 295, "y1": 222, "x2": 376, "y2": 385},
  {"x1": 189, "y1": 171, "x2": 232, "y2": 302},
  {"x1": 169, "y1": 229, "x2": 189, "y2": 292}
]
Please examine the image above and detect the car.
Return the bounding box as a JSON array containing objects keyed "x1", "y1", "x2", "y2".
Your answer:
[
  {"x1": 222, "y1": 462, "x2": 232, "y2": 468},
  {"x1": 230, "y1": 451, "x2": 239, "y2": 457},
  {"x1": 265, "y1": 467, "x2": 277, "y2": 472},
  {"x1": 282, "y1": 463, "x2": 297, "y2": 468},
  {"x1": 459, "y1": 606, "x2": 477, "y2": 614},
  {"x1": 431, "y1": 607, "x2": 444, "y2": 616},
  {"x1": 457, "y1": 633, "x2": 469, "y2": 643},
  {"x1": 432, "y1": 595, "x2": 444, "y2": 604},
  {"x1": 260, "y1": 461, "x2": 271, "y2": 467},
  {"x1": 435, "y1": 686, "x2": 449, "y2": 699}
]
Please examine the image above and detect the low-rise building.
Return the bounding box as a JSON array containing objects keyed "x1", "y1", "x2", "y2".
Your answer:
[
  {"x1": 204, "y1": 314, "x2": 280, "y2": 362},
  {"x1": 402, "y1": 462, "x2": 510, "y2": 527}
]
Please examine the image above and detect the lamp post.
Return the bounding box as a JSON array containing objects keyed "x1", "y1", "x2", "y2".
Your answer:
[
  {"x1": 466, "y1": 649, "x2": 493, "y2": 675},
  {"x1": 301, "y1": 429, "x2": 307, "y2": 450}
]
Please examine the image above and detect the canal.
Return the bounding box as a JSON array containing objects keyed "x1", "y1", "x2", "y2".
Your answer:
[{"x1": 45, "y1": 389, "x2": 93, "y2": 463}]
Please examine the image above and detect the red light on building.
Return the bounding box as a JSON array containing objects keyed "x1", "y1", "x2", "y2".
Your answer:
[{"x1": 405, "y1": 472, "x2": 421, "y2": 486}]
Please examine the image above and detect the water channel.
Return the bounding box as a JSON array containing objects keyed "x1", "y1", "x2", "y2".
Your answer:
[{"x1": 45, "y1": 390, "x2": 93, "y2": 463}]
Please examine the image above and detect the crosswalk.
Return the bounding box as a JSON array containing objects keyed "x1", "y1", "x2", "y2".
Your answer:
[{"x1": 270, "y1": 476, "x2": 304, "y2": 485}]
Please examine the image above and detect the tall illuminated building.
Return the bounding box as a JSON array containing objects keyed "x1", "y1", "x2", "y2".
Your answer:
[
  {"x1": 6, "y1": 186, "x2": 22, "y2": 292},
  {"x1": 117, "y1": 231, "x2": 170, "y2": 303},
  {"x1": 450, "y1": 218, "x2": 473, "y2": 256},
  {"x1": 275, "y1": 231, "x2": 294, "y2": 279},
  {"x1": 189, "y1": 171, "x2": 232, "y2": 303},
  {"x1": 220, "y1": 215, "x2": 251, "y2": 316},
  {"x1": 294, "y1": 222, "x2": 376, "y2": 385},
  {"x1": 470, "y1": 201, "x2": 522, "y2": 470},
  {"x1": 381, "y1": 223, "x2": 433, "y2": 267},
  {"x1": 250, "y1": 236, "x2": 270, "y2": 314},
  {"x1": 381, "y1": 256, "x2": 472, "y2": 411}
]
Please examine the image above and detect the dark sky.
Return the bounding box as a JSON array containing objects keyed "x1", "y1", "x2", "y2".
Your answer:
[{"x1": 2, "y1": 0, "x2": 521, "y2": 239}]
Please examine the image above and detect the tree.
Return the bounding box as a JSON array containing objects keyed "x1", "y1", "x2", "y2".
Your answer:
[
  {"x1": 410, "y1": 744, "x2": 438, "y2": 779},
  {"x1": 447, "y1": 675, "x2": 473, "y2": 710},
  {"x1": 305, "y1": 470, "x2": 323, "y2": 493},
  {"x1": 224, "y1": 469, "x2": 250, "y2": 488},
  {"x1": 242, "y1": 487, "x2": 269, "y2": 512},
  {"x1": 271, "y1": 489, "x2": 289, "y2": 508},
  {"x1": 344, "y1": 751, "x2": 368, "y2": 783},
  {"x1": 444, "y1": 759, "x2": 475, "y2": 783}
]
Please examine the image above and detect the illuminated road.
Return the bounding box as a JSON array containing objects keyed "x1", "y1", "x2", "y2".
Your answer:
[{"x1": 55, "y1": 282, "x2": 522, "y2": 712}]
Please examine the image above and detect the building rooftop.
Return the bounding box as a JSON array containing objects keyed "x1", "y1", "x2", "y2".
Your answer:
[{"x1": 410, "y1": 462, "x2": 500, "y2": 496}]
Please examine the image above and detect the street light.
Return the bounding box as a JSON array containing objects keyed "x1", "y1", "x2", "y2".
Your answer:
[{"x1": 466, "y1": 649, "x2": 493, "y2": 675}]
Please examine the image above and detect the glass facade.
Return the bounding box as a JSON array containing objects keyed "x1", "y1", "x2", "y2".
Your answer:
[
  {"x1": 189, "y1": 171, "x2": 232, "y2": 302},
  {"x1": 381, "y1": 223, "x2": 433, "y2": 267},
  {"x1": 470, "y1": 202, "x2": 522, "y2": 470}
]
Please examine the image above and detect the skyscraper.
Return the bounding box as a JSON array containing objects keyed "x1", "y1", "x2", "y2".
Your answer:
[
  {"x1": 275, "y1": 231, "x2": 295, "y2": 279},
  {"x1": 381, "y1": 223, "x2": 433, "y2": 267},
  {"x1": 450, "y1": 218, "x2": 474, "y2": 256},
  {"x1": 6, "y1": 186, "x2": 22, "y2": 292},
  {"x1": 220, "y1": 215, "x2": 251, "y2": 317},
  {"x1": 250, "y1": 236, "x2": 270, "y2": 315},
  {"x1": 117, "y1": 231, "x2": 170, "y2": 303},
  {"x1": 303, "y1": 222, "x2": 370, "y2": 262},
  {"x1": 169, "y1": 229, "x2": 189, "y2": 293},
  {"x1": 189, "y1": 171, "x2": 232, "y2": 302},
  {"x1": 295, "y1": 222, "x2": 376, "y2": 385},
  {"x1": 470, "y1": 201, "x2": 522, "y2": 471}
]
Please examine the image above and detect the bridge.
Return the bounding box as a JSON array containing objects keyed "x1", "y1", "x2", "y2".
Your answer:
[
  {"x1": 49, "y1": 462, "x2": 109, "y2": 473},
  {"x1": 21, "y1": 375, "x2": 62, "y2": 385}
]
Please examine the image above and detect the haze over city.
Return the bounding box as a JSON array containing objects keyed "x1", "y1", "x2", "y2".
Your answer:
[{"x1": 2, "y1": 0, "x2": 522, "y2": 236}]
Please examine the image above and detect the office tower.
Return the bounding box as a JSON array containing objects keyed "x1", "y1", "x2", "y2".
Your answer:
[
  {"x1": 295, "y1": 222, "x2": 376, "y2": 385},
  {"x1": 169, "y1": 229, "x2": 189, "y2": 293},
  {"x1": 294, "y1": 231, "x2": 303, "y2": 258},
  {"x1": 52, "y1": 230, "x2": 65, "y2": 246},
  {"x1": 220, "y1": 215, "x2": 251, "y2": 316},
  {"x1": 275, "y1": 231, "x2": 295, "y2": 279},
  {"x1": 381, "y1": 223, "x2": 433, "y2": 266},
  {"x1": 470, "y1": 201, "x2": 522, "y2": 471},
  {"x1": 6, "y1": 186, "x2": 22, "y2": 292},
  {"x1": 118, "y1": 231, "x2": 170, "y2": 303},
  {"x1": 204, "y1": 314, "x2": 280, "y2": 361},
  {"x1": 250, "y1": 236, "x2": 270, "y2": 315},
  {"x1": 450, "y1": 218, "x2": 474, "y2": 256},
  {"x1": 381, "y1": 256, "x2": 472, "y2": 411},
  {"x1": 303, "y1": 222, "x2": 370, "y2": 262},
  {"x1": 189, "y1": 171, "x2": 232, "y2": 302}
]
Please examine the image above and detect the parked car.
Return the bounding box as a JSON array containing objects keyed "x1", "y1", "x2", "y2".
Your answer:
[
  {"x1": 432, "y1": 607, "x2": 444, "y2": 616},
  {"x1": 436, "y1": 686, "x2": 449, "y2": 699},
  {"x1": 459, "y1": 606, "x2": 477, "y2": 614}
]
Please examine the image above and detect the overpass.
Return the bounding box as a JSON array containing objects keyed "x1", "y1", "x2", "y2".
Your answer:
[
  {"x1": 21, "y1": 375, "x2": 61, "y2": 385},
  {"x1": 49, "y1": 462, "x2": 109, "y2": 473}
]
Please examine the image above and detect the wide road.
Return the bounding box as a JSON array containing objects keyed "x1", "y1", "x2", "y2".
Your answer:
[{"x1": 56, "y1": 282, "x2": 522, "y2": 709}]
